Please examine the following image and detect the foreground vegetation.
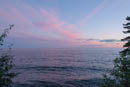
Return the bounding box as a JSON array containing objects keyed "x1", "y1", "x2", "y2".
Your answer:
[
  {"x1": 101, "y1": 17, "x2": 130, "y2": 87},
  {"x1": 0, "y1": 25, "x2": 16, "y2": 87}
]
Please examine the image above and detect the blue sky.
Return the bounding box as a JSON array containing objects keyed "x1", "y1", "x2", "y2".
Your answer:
[{"x1": 0, "y1": 0, "x2": 130, "y2": 48}]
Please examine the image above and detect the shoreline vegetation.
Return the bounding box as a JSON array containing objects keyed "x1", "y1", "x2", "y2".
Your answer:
[
  {"x1": 0, "y1": 17, "x2": 130, "y2": 87},
  {"x1": 100, "y1": 17, "x2": 130, "y2": 87},
  {"x1": 0, "y1": 25, "x2": 17, "y2": 87}
]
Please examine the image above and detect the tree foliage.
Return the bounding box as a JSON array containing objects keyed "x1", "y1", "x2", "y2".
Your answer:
[
  {"x1": 0, "y1": 25, "x2": 16, "y2": 87},
  {"x1": 100, "y1": 17, "x2": 130, "y2": 87}
]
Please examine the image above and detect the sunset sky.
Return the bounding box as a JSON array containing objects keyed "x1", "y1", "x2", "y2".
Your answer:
[{"x1": 0, "y1": 0, "x2": 130, "y2": 48}]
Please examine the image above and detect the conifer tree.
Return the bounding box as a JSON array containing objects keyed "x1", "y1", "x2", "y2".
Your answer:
[
  {"x1": 0, "y1": 25, "x2": 16, "y2": 87},
  {"x1": 101, "y1": 16, "x2": 130, "y2": 87}
]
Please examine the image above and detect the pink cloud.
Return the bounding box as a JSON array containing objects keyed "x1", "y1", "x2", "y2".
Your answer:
[
  {"x1": 0, "y1": 2, "x2": 123, "y2": 48},
  {"x1": 9, "y1": 8, "x2": 33, "y2": 26},
  {"x1": 102, "y1": 42, "x2": 123, "y2": 48},
  {"x1": 35, "y1": 9, "x2": 83, "y2": 39},
  {"x1": 0, "y1": 8, "x2": 9, "y2": 17}
]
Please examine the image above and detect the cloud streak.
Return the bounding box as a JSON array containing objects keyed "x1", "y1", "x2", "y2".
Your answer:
[
  {"x1": 80, "y1": 0, "x2": 109, "y2": 26},
  {"x1": 0, "y1": 0, "x2": 123, "y2": 48},
  {"x1": 35, "y1": 9, "x2": 83, "y2": 39},
  {"x1": 100, "y1": 39, "x2": 120, "y2": 42}
]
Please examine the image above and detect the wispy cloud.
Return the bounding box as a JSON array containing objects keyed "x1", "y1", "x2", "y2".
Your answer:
[
  {"x1": 80, "y1": 0, "x2": 109, "y2": 26},
  {"x1": 35, "y1": 9, "x2": 83, "y2": 39},
  {"x1": 100, "y1": 39, "x2": 120, "y2": 42},
  {"x1": 0, "y1": 0, "x2": 123, "y2": 48}
]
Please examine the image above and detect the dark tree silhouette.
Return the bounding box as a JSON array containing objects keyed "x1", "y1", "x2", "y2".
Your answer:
[
  {"x1": 0, "y1": 25, "x2": 16, "y2": 87},
  {"x1": 101, "y1": 17, "x2": 130, "y2": 87}
]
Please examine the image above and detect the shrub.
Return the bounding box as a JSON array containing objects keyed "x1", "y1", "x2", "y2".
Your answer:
[
  {"x1": 100, "y1": 17, "x2": 130, "y2": 87},
  {"x1": 0, "y1": 25, "x2": 17, "y2": 87}
]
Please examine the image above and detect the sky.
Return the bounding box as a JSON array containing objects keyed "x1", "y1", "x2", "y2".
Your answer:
[{"x1": 0, "y1": 0, "x2": 130, "y2": 48}]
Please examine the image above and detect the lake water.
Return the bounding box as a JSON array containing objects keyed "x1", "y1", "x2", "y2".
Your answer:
[{"x1": 11, "y1": 48, "x2": 121, "y2": 87}]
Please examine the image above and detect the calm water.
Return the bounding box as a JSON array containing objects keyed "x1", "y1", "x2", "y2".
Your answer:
[{"x1": 11, "y1": 48, "x2": 121, "y2": 87}]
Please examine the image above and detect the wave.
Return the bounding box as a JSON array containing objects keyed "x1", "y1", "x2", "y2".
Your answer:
[
  {"x1": 12, "y1": 78, "x2": 103, "y2": 87},
  {"x1": 15, "y1": 66, "x2": 110, "y2": 72}
]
